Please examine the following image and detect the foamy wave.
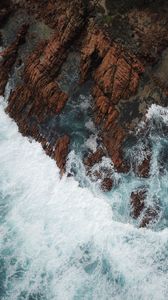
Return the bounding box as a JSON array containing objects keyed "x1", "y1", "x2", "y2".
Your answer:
[{"x1": 0, "y1": 97, "x2": 168, "y2": 299}]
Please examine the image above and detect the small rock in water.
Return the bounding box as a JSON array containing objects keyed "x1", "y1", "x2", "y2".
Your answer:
[
  {"x1": 84, "y1": 148, "x2": 104, "y2": 167},
  {"x1": 101, "y1": 177, "x2": 113, "y2": 192},
  {"x1": 136, "y1": 154, "x2": 151, "y2": 178},
  {"x1": 131, "y1": 188, "x2": 160, "y2": 227},
  {"x1": 131, "y1": 188, "x2": 147, "y2": 219}
]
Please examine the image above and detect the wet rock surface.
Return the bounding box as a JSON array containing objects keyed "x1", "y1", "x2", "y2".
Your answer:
[
  {"x1": 84, "y1": 147, "x2": 115, "y2": 191},
  {"x1": 84, "y1": 148, "x2": 104, "y2": 168},
  {"x1": 131, "y1": 189, "x2": 147, "y2": 219},
  {"x1": 131, "y1": 188, "x2": 160, "y2": 228},
  {"x1": 80, "y1": 23, "x2": 144, "y2": 171},
  {"x1": 101, "y1": 177, "x2": 113, "y2": 192},
  {"x1": 0, "y1": 0, "x2": 168, "y2": 218}
]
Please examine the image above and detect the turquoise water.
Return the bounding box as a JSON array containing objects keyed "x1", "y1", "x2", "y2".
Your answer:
[{"x1": 0, "y1": 94, "x2": 168, "y2": 299}]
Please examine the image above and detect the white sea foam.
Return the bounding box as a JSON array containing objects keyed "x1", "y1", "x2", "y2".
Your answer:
[
  {"x1": 146, "y1": 104, "x2": 168, "y2": 123},
  {"x1": 0, "y1": 97, "x2": 168, "y2": 300},
  {"x1": 85, "y1": 134, "x2": 98, "y2": 152},
  {"x1": 85, "y1": 120, "x2": 96, "y2": 133}
]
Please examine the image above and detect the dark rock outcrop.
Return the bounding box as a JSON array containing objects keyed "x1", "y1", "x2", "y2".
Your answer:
[
  {"x1": 0, "y1": 0, "x2": 11, "y2": 26},
  {"x1": 0, "y1": 24, "x2": 28, "y2": 94},
  {"x1": 128, "y1": 8, "x2": 168, "y2": 63}
]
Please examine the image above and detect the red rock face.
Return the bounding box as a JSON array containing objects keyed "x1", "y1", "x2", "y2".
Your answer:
[
  {"x1": 94, "y1": 43, "x2": 144, "y2": 104},
  {"x1": 80, "y1": 26, "x2": 144, "y2": 102},
  {"x1": 53, "y1": 135, "x2": 70, "y2": 175},
  {"x1": 5, "y1": 0, "x2": 88, "y2": 174},
  {"x1": 80, "y1": 26, "x2": 144, "y2": 171}
]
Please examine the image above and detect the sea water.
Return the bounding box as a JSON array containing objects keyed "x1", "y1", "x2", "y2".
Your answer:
[{"x1": 0, "y1": 95, "x2": 168, "y2": 300}]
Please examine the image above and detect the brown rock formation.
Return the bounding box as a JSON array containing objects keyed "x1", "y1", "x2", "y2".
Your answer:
[
  {"x1": 5, "y1": 0, "x2": 88, "y2": 174},
  {"x1": 53, "y1": 135, "x2": 70, "y2": 175},
  {"x1": 94, "y1": 43, "x2": 144, "y2": 104},
  {"x1": 80, "y1": 26, "x2": 144, "y2": 171}
]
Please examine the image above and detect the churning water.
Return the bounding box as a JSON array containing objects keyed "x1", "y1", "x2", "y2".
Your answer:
[{"x1": 0, "y1": 94, "x2": 168, "y2": 300}]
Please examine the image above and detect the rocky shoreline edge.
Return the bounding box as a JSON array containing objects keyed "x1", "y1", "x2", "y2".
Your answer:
[{"x1": 1, "y1": 0, "x2": 168, "y2": 228}]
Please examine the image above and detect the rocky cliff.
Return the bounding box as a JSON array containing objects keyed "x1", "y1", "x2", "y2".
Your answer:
[{"x1": 0, "y1": 0, "x2": 168, "y2": 226}]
